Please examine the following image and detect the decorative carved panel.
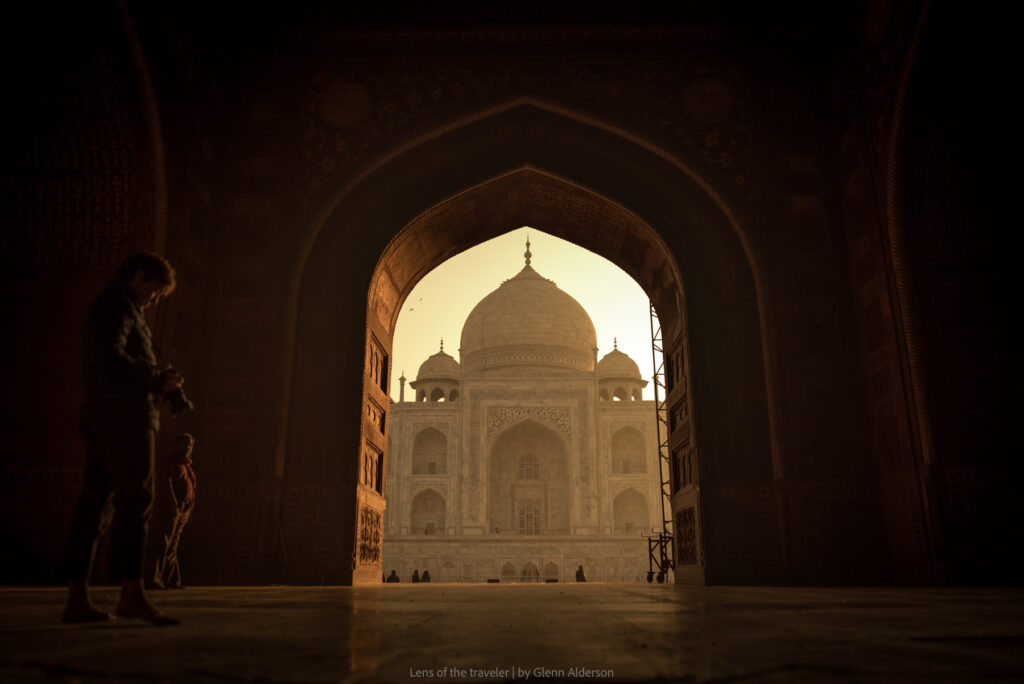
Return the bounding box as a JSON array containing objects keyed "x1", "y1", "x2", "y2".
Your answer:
[
  {"x1": 367, "y1": 334, "x2": 388, "y2": 393},
  {"x1": 671, "y1": 447, "x2": 683, "y2": 492},
  {"x1": 486, "y1": 406, "x2": 572, "y2": 442},
  {"x1": 357, "y1": 505, "x2": 382, "y2": 565},
  {"x1": 464, "y1": 345, "x2": 592, "y2": 373},
  {"x1": 669, "y1": 398, "x2": 688, "y2": 433},
  {"x1": 676, "y1": 508, "x2": 697, "y2": 565},
  {"x1": 362, "y1": 442, "x2": 383, "y2": 494},
  {"x1": 366, "y1": 397, "x2": 386, "y2": 435}
]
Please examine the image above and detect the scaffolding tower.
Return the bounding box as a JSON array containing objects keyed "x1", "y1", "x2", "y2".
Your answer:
[{"x1": 647, "y1": 302, "x2": 675, "y2": 583}]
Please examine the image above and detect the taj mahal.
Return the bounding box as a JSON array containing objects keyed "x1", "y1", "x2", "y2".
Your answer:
[{"x1": 382, "y1": 242, "x2": 663, "y2": 582}]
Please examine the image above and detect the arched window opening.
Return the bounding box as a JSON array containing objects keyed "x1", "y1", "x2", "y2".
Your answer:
[
  {"x1": 430, "y1": 387, "x2": 446, "y2": 402},
  {"x1": 449, "y1": 389, "x2": 459, "y2": 402},
  {"x1": 611, "y1": 427, "x2": 646, "y2": 475},
  {"x1": 412, "y1": 427, "x2": 447, "y2": 474},
  {"x1": 613, "y1": 488, "x2": 650, "y2": 534},
  {"x1": 410, "y1": 489, "x2": 446, "y2": 535},
  {"x1": 613, "y1": 386, "x2": 628, "y2": 401},
  {"x1": 599, "y1": 388, "x2": 609, "y2": 401}
]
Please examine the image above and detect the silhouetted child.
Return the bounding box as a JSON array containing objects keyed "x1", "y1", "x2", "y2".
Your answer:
[{"x1": 150, "y1": 433, "x2": 197, "y2": 590}]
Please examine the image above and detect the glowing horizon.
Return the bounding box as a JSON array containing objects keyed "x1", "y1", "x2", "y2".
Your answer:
[{"x1": 390, "y1": 227, "x2": 657, "y2": 401}]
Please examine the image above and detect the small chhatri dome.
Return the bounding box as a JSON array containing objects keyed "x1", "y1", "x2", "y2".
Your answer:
[
  {"x1": 597, "y1": 344, "x2": 643, "y2": 380},
  {"x1": 415, "y1": 339, "x2": 461, "y2": 380},
  {"x1": 460, "y1": 239, "x2": 597, "y2": 372}
]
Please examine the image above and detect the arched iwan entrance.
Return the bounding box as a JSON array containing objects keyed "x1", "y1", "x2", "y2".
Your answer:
[
  {"x1": 283, "y1": 100, "x2": 774, "y2": 585},
  {"x1": 488, "y1": 419, "x2": 570, "y2": 535}
]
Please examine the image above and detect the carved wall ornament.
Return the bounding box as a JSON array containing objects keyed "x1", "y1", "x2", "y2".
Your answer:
[
  {"x1": 464, "y1": 346, "x2": 592, "y2": 372},
  {"x1": 367, "y1": 334, "x2": 388, "y2": 393},
  {"x1": 366, "y1": 398, "x2": 386, "y2": 435},
  {"x1": 676, "y1": 507, "x2": 697, "y2": 565},
  {"x1": 357, "y1": 505, "x2": 382, "y2": 565},
  {"x1": 487, "y1": 406, "x2": 572, "y2": 442},
  {"x1": 362, "y1": 443, "x2": 383, "y2": 494},
  {"x1": 608, "y1": 421, "x2": 648, "y2": 437}
]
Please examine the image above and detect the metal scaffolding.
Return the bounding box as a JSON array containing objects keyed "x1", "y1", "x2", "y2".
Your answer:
[{"x1": 647, "y1": 302, "x2": 675, "y2": 583}]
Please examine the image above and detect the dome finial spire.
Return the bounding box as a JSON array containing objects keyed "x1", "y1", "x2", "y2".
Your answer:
[
  {"x1": 440, "y1": 338, "x2": 444, "y2": 352},
  {"x1": 614, "y1": 337, "x2": 618, "y2": 350},
  {"x1": 524, "y1": 235, "x2": 532, "y2": 267}
]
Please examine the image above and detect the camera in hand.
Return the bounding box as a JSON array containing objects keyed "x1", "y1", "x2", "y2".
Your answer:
[
  {"x1": 165, "y1": 385, "x2": 194, "y2": 415},
  {"x1": 161, "y1": 367, "x2": 194, "y2": 415}
]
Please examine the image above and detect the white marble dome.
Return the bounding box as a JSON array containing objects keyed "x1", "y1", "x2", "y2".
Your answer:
[
  {"x1": 460, "y1": 261, "x2": 597, "y2": 373},
  {"x1": 597, "y1": 345, "x2": 643, "y2": 380},
  {"x1": 415, "y1": 345, "x2": 461, "y2": 381}
]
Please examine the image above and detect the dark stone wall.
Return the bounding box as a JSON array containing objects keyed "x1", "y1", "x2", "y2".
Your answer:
[
  {"x1": 0, "y1": 3, "x2": 167, "y2": 583},
  {"x1": 898, "y1": 5, "x2": 1016, "y2": 584},
  {"x1": 1, "y1": 3, "x2": 1012, "y2": 586}
]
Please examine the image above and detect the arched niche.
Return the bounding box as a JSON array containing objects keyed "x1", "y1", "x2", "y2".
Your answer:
[
  {"x1": 611, "y1": 427, "x2": 647, "y2": 474},
  {"x1": 284, "y1": 100, "x2": 775, "y2": 585},
  {"x1": 520, "y1": 562, "x2": 541, "y2": 583},
  {"x1": 488, "y1": 419, "x2": 569, "y2": 535},
  {"x1": 410, "y1": 489, "x2": 445, "y2": 535},
  {"x1": 412, "y1": 428, "x2": 447, "y2": 475},
  {"x1": 613, "y1": 488, "x2": 650, "y2": 534}
]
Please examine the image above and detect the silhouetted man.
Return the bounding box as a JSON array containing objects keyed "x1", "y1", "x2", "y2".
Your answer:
[
  {"x1": 60, "y1": 252, "x2": 184, "y2": 626},
  {"x1": 151, "y1": 433, "x2": 198, "y2": 589},
  {"x1": 421, "y1": 570, "x2": 431, "y2": 582},
  {"x1": 576, "y1": 565, "x2": 587, "y2": 582},
  {"x1": 411, "y1": 569, "x2": 420, "y2": 583},
  {"x1": 386, "y1": 570, "x2": 400, "y2": 583}
]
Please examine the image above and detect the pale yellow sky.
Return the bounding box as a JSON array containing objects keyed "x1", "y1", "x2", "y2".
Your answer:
[{"x1": 390, "y1": 227, "x2": 657, "y2": 400}]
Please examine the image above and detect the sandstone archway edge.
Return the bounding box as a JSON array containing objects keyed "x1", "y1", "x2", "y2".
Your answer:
[{"x1": 282, "y1": 99, "x2": 778, "y2": 585}]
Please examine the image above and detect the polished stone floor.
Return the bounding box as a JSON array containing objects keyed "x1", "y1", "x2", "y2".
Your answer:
[{"x1": 1, "y1": 584, "x2": 1023, "y2": 683}]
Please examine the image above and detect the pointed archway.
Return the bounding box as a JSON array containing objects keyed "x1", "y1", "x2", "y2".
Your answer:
[{"x1": 282, "y1": 100, "x2": 775, "y2": 585}]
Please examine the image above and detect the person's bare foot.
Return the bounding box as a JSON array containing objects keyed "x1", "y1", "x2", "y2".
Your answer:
[
  {"x1": 116, "y1": 578, "x2": 180, "y2": 626},
  {"x1": 115, "y1": 599, "x2": 180, "y2": 626},
  {"x1": 61, "y1": 603, "x2": 113, "y2": 623},
  {"x1": 62, "y1": 581, "x2": 114, "y2": 623}
]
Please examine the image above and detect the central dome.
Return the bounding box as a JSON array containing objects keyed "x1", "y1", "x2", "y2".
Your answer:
[{"x1": 460, "y1": 261, "x2": 597, "y2": 373}]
